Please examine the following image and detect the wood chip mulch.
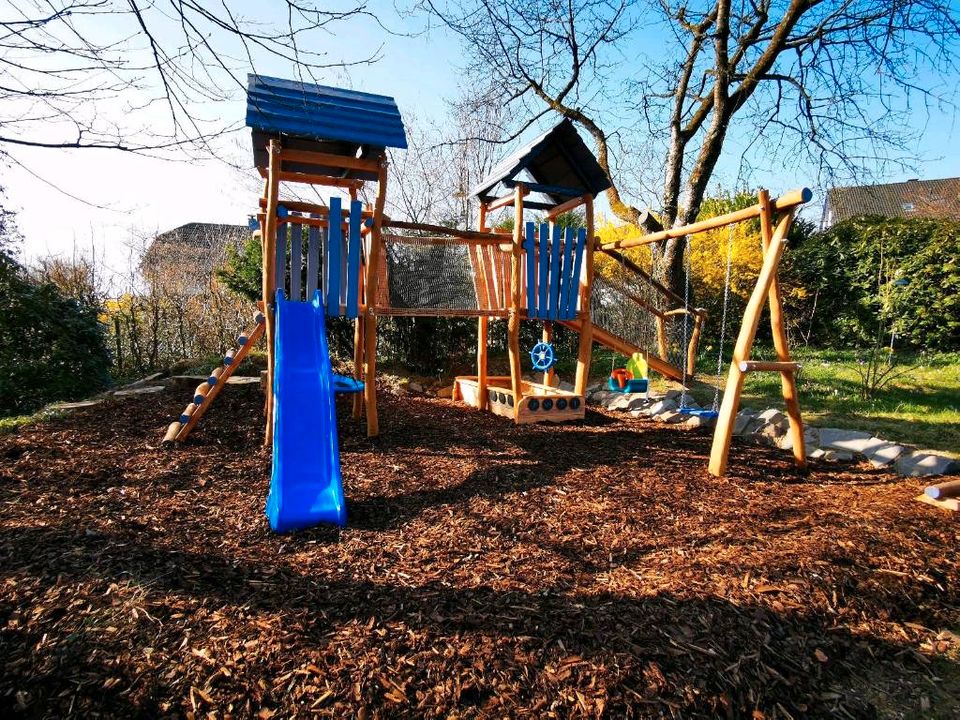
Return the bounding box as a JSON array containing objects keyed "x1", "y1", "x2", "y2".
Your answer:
[{"x1": 0, "y1": 385, "x2": 957, "y2": 719}]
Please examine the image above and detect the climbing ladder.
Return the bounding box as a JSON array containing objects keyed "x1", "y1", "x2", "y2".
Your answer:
[{"x1": 162, "y1": 308, "x2": 266, "y2": 443}]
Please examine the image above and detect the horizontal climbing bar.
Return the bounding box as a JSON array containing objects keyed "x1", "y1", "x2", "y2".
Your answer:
[
  {"x1": 738, "y1": 360, "x2": 800, "y2": 373},
  {"x1": 381, "y1": 219, "x2": 506, "y2": 243},
  {"x1": 598, "y1": 188, "x2": 812, "y2": 251}
]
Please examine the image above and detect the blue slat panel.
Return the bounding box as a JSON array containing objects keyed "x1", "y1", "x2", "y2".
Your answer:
[
  {"x1": 537, "y1": 223, "x2": 549, "y2": 319},
  {"x1": 306, "y1": 216, "x2": 320, "y2": 298},
  {"x1": 345, "y1": 200, "x2": 362, "y2": 318},
  {"x1": 275, "y1": 222, "x2": 286, "y2": 299},
  {"x1": 289, "y1": 215, "x2": 302, "y2": 301},
  {"x1": 326, "y1": 197, "x2": 342, "y2": 315},
  {"x1": 566, "y1": 228, "x2": 588, "y2": 318},
  {"x1": 557, "y1": 227, "x2": 576, "y2": 319},
  {"x1": 547, "y1": 224, "x2": 563, "y2": 320},
  {"x1": 524, "y1": 222, "x2": 536, "y2": 317}
]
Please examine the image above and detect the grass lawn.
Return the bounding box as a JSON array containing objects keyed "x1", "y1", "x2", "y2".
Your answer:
[{"x1": 592, "y1": 348, "x2": 960, "y2": 458}]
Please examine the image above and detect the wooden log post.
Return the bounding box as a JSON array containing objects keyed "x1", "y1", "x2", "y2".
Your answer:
[
  {"x1": 574, "y1": 195, "x2": 595, "y2": 396},
  {"x1": 507, "y1": 185, "x2": 525, "y2": 419},
  {"x1": 925, "y1": 479, "x2": 960, "y2": 500},
  {"x1": 708, "y1": 209, "x2": 795, "y2": 477},
  {"x1": 262, "y1": 139, "x2": 282, "y2": 446},
  {"x1": 542, "y1": 321, "x2": 555, "y2": 387},
  {"x1": 363, "y1": 155, "x2": 388, "y2": 437},
  {"x1": 477, "y1": 202, "x2": 490, "y2": 411},
  {"x1": 758, "y1": 189, "x2": 805, "y2": 468},
  {"x1": 687, "y1": 311, "x2": 705, "y2": 376}
]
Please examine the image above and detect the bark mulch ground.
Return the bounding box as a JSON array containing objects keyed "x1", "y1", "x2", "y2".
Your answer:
[{"x1": 1, "y1": 385, "x2": 957, "y2": 719}]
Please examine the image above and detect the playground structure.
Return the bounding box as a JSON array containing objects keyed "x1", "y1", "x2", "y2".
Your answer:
[{"x1": 163, "y1": 74, "x2": 812, "y2": 531}]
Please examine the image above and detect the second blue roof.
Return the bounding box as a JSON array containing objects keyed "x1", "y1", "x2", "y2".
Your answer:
[{"x1": 246, "y1": 74, "x2": 407, "y2": 150}]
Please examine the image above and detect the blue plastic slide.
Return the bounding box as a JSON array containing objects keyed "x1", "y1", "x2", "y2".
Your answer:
[{"x1": 266, "y1": 291, "x2": 348, "y2": 531}]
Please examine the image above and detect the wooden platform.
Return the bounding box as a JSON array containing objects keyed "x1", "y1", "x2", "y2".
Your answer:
[
  {"x1": 454, "y1": 376, "x2": 585, "y2": 424},
  {"x1": 915, "y1": 493, "x2": 959, "y2": 512}
]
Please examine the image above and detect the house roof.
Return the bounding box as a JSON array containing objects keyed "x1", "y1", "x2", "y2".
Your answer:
[
  {"x1": 470, "y1": 120, "x2": 611, "y2": 209},
  {"x1": 152, "y1": 223, "x2": 250, "y2": 250},
  {"x1": 246, "y1": 75, "x2": 406, "y2": 178},
  {"x1": 826, "y1": 177, "x2": 960, "y2": 225}
]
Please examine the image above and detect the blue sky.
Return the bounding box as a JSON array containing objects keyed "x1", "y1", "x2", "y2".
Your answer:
[{"x1": 4, "y1": 0, "x2": 957, "y2": 279}]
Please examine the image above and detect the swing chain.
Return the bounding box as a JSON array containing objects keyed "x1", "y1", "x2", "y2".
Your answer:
[{"x1": 712, "y1": 223, "x2": 736, "y2": 411}]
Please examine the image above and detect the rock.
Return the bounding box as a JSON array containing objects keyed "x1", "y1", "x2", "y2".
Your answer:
[
  {"x1": 733, "y1": 411, "x2": 758, "y2": 435},
  {"x1": 895, "y1": 452, "x2": 957, "y2": 477},
  {"x1": 822, "y1": 449, "x2": 854, "y2": 462},
  {"x1": 589, "y1": 390, "x2": 611, "y2": 406},
  {"x1": 436, "y1": 385, "x2": 454, "y2": 399},
  {"x1": 226, "y1": 376, "x2": 260, "y2": 385},
  {"x1": 167, "y1": 374, "x2": 209, "y2": 389},
  {"x1": 117, "y1": 372, "x2": 165, "y2": 390},
  {"x1": 859, "y1": 437, "x2": 906, "y2": 467},
  {"x1": 808, "y1": 447, "x2": 826, "y2": 459},
  {"x1": 558, "y1": 381, "x2": 575, "y2": 392},
  {"x1": 664, "y1": 389, "x2": 684, "y2": 401},
  {"x1": 52, "y1": 399, "x2": 104, "y2": 410},
  {"x1": 685, "y1": 414, "x2": 716, "y2": 429},
  {"x1": 114, "y1": 386, "x2": 166, "y2": 397},
  {"x1": 609, "y1": 395, "x2": 633, "y2": 411},
  {"x1": 655, "y1": 411, "x2": 686, "y2": 424},
  {"x1": 626, "y1": 396, "x2": 651, "y2": 412},
  {"x1": 408, "y1": 382, "x2": 425, "y2": 394},
  {"x1": 779, "y1": 427, "x2": 820, "y2": 452},
  {"x1": 648, "y1": 398, "x2": 678, "y2": 416},
  {"x1": 819, "y1": 428, "x2": 874, "y2": 453}
]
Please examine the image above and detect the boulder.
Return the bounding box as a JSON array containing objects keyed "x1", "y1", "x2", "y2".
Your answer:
[
  {"x1": 114, "y1": 385, "x2": 166, "y2": 397},
  {"x1": 733, "y1": 411, "x2": 758, "y2": 435},
  {"x1": 822, "y1": 449, "x2": 854, "y2": 463},
  {"x1": 436, "y1": 385, "x2": 454, "y2": 399},
  {"x1": 859, "y1": 437, "x2": 906, "y2": 467},
  {"x1": 647, "y1": 398, "x2": 678, "y2": 416},
  {"x1": 819, "y1": 428, "x2": 874, "y2": 453},
  {"x1": 895, "y1": 452, "x2": 957, "y2": 477}
]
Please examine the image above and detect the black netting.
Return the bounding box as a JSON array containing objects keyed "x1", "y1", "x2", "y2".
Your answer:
[{"x1": 378, "y1": 236, "x2": 509, "y2": 314}]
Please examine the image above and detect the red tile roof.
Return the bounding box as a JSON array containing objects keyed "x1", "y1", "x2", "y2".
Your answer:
[{"x1": 825, "y1": 177, "x2": 960, "y2": 225}]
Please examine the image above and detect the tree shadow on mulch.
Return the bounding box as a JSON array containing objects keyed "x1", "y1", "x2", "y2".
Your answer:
[{"x1": 0, "y1": 521, "x2": 949, "y2": 719}]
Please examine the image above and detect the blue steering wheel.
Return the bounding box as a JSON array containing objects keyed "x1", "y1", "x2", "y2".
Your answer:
[{"x1": 529, "y1": 342, "x2": 557, "y2": 371}]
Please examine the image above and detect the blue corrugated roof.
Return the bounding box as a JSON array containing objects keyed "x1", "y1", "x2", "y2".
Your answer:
[{"x1": 246, "y1": 74, "x2": 407, "y2": 149}]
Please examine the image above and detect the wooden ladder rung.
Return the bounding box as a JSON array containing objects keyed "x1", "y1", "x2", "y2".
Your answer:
[{"x1": 738, "y1": 360, "x2": 800, "y2": 373}]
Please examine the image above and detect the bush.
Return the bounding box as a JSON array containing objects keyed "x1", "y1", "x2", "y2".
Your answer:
[
  {"x1": 0, "y1": 232, "x2": 111, "y2": 415},
  {"x1": 782, "y1": 216, "x2": 960, "y2": 351}
]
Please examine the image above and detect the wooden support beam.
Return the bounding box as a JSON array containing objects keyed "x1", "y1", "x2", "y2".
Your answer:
[
  {"x1": 925, "y1": 479, "x2": 960, "y2": 500},
  {"x1": 487, "y1": 188, "x2": 529, "y2": 212},
  {"x1": 542, "y1": 322, "x2": 555, "y2": 387},
  {"x1": 738, "y1": 360, "x2": 801, "y2": 373},
  {"x1": 507, "y1": 185, "x2": 525, "y2": 419},
  {"x1": 708, "y1": 210, "x2": 795, "y2": 477},
  {"x1": 599, "y1": 188, "x2": 812, "y2": 251},
  {"x1": 364, "y1": 156, "x2": 388, "y2": 437},
  {"x1": 279, "y1": 148, "x2": 380, "y2": 173},
  {"x1": 546, "y1": 194, "x2": 590, "y2": 219},
  {"x1": 382, "y1": 219, "x2": 505, "y2": 243},
  {"x1": 262, "y1": 139, "x2": 281, "y2": 446},
  {"x1": 574, "y1": 195, "x2": 595, "y2": 396},
  {"x1": 758, "y1": 189, "x2": 806, "y2": 468},
  {"x1": 274, "y1": 170, "x2": 364, "y2": 190},
  {"x1": 477, "y1": 203, "x2": 490, "y2": 411}
]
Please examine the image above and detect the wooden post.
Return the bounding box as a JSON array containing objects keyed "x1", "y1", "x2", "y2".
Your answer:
[
  {"x1": 758, "y1": 189, "x2": 805, "y2": 467},
  {"x1": 574, "y1": 195, "x2": 595, "y2": 396},
  {"x1": 477, "y1": 202, "x2": 490, "y2": 410},
  {"x1": 262, "y1": 139, "x2": 281, "y2": 446},
  {"x1": 542, "y1": 322, "x2": 555, "y2": 387},
  {"x1": 507, "y1": 185, "x2": 525, "y2": 418},
  {"x1": 708, "y1": 210, "x2": 795, "y2": 476},
  {"x1": 363, "y1": 155, "x2": 388, "y2": 437}
]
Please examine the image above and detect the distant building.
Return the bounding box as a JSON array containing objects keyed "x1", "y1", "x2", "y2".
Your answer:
[
  {"x1": 142, "y1": 222, "x2": 251, "y2": 294},
  {"x1": 821, "y1": 177, "x2": 960, "y2": 228}
]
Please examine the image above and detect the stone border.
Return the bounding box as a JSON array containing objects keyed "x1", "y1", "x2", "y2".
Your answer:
[{"x1": 585, "y1": 385, "x2": 958, "y2": 478}]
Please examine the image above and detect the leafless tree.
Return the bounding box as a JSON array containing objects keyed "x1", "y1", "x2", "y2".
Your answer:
[
  {"x1": 0, "y1": 0, "x2": 381, "y2": 156},
  {"x1": 387, "y1": 91, "x2": 507, "y2": 227},
  {"x1": 417, "y1": 0, "x2": 960, "y2": 292}
]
